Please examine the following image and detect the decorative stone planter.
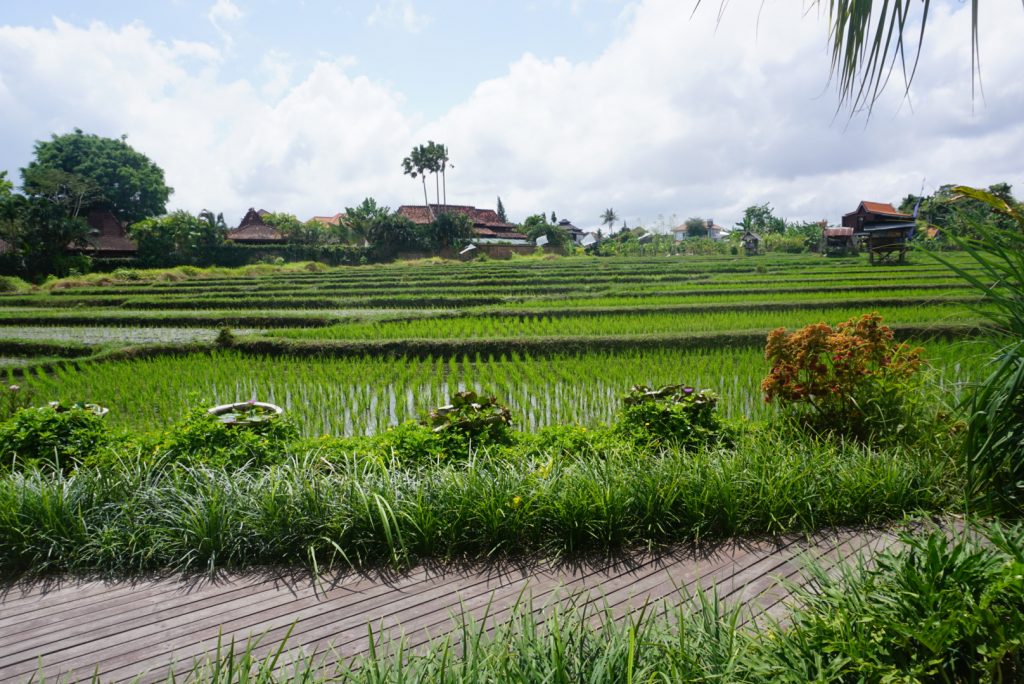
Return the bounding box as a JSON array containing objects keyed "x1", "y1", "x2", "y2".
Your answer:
[{"x1": 208, "y1": 401, "x2": 284, "y2": 426}]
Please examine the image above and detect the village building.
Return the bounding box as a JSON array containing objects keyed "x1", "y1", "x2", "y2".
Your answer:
[
  {"x1": 308, "y1": 213, "x2": 344, "y2": 228},
  {"x1": 227, "y1": 208, "x2": 285, "y2": 244},
  {"x1": 740, "y1": 230, "x2": 761, "y2": 255},
  {"x1": 68, "y1": 209, "x2": 138, "y2": 257},
  {"x1": 555, "y1": 219, "x2": 587, "y2": 245},
  {"x1": 842, "y1": 200, "x2": 916, "y2": 264},
  {"x1": 396, "y1": 205, "x2": 529, "y2": 245},
  {"x1": 671, "y1": 218, "x2": 728, "y2": 241}
]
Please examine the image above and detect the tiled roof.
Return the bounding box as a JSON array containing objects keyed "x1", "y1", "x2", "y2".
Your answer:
[
  {"x1": 79, "y1": 210, "x2": 137, "y2": 254},
  {"x1": 849, "y1": 201, "x2": 912, "y2": 218},
  {"x1": 228, "y1": 224, "x2": 284, "y2": 242},
  {"x1": 228, "y1": 207, "x2": 284, "y2": 242},
  {"x1": 397, "y1": 205, "x2": 518, "y2": 230},
  {"x1": 309, "y1": 213, "x2": 344, "y2": 227}
]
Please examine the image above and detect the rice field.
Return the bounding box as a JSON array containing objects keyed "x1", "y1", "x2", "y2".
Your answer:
[
  {"x1": 20, "y1": 340, "x2": 993, "y2": 436},
  {"x1": 0, "y1": 252, "x2": 997, "y2": 436}
]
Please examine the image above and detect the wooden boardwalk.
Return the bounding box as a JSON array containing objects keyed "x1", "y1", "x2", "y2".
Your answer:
[{"x1": 0, "y1": 528, "x2": 900, "y2": 683}]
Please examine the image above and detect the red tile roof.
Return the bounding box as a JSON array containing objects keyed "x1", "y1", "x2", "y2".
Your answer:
[
  {"x1": 397, "y1": 205, "x2": 516, "y2": 229},
  {"x1": 852, "y1": 201, "x2": 912, "y2": 218},
  {"x1": 309, "y1": 212, "x2": 344, "y2": 227},
  {"x1": 397, "y1": 205, "x2": 526, "y2": 240}
]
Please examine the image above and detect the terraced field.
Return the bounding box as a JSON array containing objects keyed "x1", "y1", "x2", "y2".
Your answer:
[{"x1": 1, "y1": 253, "x2": 992, "y2": 435}]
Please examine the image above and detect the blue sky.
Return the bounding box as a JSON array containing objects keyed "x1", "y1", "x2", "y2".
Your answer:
[{"x1": 2, "y1": 1, "x2": 1023, "y2": 228}]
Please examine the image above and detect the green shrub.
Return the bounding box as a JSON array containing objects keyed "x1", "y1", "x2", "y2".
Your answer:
[
  {"x1": 0, "y1": 405, "x2": 110, "y2": 473},
  {"x1": 516, "y1": 424, "x2": 619, "y2": 459},
  {"x1": 0, "y1": 276, "x2": 30, "y2": 293},
  {"x1": 155, "y1": 408, "x2": 298, "y2": 469},
  {"x1": 753, "y1": 524, "x2": 1024, "y2": 681},
  {"x1": 112, "y1": 268, "x2": 142, "y2": 281},
  {"x1": 615, "y1": 384, "x2": 725, "y2": 448}
]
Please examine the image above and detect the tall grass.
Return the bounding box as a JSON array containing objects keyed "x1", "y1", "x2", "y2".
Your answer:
[
  {"x1": 0, "y1": 428, "x2": 961, "y2": 576},
  {"x1": 931, "y1": 187, "x2": 1024, "y2": 514}
]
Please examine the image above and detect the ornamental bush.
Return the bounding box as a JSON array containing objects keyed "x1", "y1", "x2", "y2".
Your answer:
[
  {"x1": 615, "y1": 384, "x2": 724, "y2": 448},
  {"x1": 762, "y1": 313, "x2": 926, "y2": 440},
  {"x1": 423, "y1": 390, "x2": 514, "y2": 451}
]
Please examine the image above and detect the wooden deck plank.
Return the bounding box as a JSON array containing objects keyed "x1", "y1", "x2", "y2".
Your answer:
[{"x1": 0, "y1": 527, "x2": 904, "y2": 684}]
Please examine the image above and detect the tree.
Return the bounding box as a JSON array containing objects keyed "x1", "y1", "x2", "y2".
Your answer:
[
  {"x1": 601, "y1": 208, "x2": 619, "y2": 231},
  {"x1": 402, "y1": 145, "x2": 433, "y2": 219},
  {"x1": 523, "y1": 213, "x2": 570, "y2": 249},
  {"x1": 429, "y1": 211, "x2": 474, "y2": 250},
  {"x1": 496, "y1": 196, "x2": 508, "y2": 223},
  {"x1": 0, "y1": 171, "x2": 12, "y2": 199},
  {"x1": 22, "y1": 129, "x2": 172, "y2": 224},
  {"x1": 735, "y1": 203, "x2": 786, "y2": 235},
  {"x1": 684, "y1": 217, "x2": 708, "y2": 238},
  {"x1": 341, "y1": 198, "x2": 390, "y2": 245},
  {"x1": 262, "y1": 212, "x2": 327, "y2": 246},
  {"x1": 701, "y1": 2, "x2": 1023, "y2": 115},
  {"x1": 550, "y1": 212, "x2": 557, "y2": 224},
  {"x1": 0, "y1": 193, "x2": 89, "y2": 278},
  {"x1": 128, "y1": 210, "x2": 226, "y2": 266},
  {"x1": 899, "y1": 183, "x2": 1021, "y2": 239},
  {"x1": 366, "y1": 213, "x2": 424, "y2": 258},
  {"x1": 402, "y1": 141, "x2": 451, "y2": 217}
]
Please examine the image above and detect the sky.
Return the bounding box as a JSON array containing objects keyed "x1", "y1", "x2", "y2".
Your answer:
[{"x1": 1, "y1": 1, "x2": 1022, "y2": 231}]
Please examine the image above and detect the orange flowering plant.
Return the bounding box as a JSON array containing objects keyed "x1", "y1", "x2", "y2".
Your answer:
[{"x1": 762, "y1": 313, "x2": 926, "y2": 439}]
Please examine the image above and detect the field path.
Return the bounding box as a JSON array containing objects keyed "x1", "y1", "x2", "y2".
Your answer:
[{"x1": 0, "y1": 527, "x2": 905, "y2": 683}]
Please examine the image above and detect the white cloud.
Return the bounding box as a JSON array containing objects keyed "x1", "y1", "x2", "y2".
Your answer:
[
  {"x1": 0, "y1": 2, "x2": 1022, "y2": 229},
  {"x1": 207, "y1": 0, "x2": 243, "y2": 48},
  {"x1": 366, "y1": 1, "x2": 431, "y2": 34}
]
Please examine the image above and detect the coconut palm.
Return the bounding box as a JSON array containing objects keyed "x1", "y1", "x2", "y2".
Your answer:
[
  {"x1": 402, "y1": 145, "x2": 433, "y2": 220},
  {"x1": 601, "y1": 208, "x2": 619, "y2": 232}
]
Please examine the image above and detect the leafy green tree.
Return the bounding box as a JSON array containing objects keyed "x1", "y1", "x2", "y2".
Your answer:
[
  {"x1": 522, "y1": 213, "x2": 570, "y2": 249},
  {"x1": 496, "y1": 196, "x2": 508, "y2": 223},
  {"x1": 429, "y1": 211, "x2": 474, "y2": 250},
  {"x1": 735, "y1": 203, "x2": 786, "y2": 235},
  {"x1": 684, "y1": 217, "x2": 708, "y2": 238},
  {"x1": 899, "y1": 183, "x2": 1020, "y2": 239},
  {"x1": 341, "y1": 197, "x2": 390, "y2": 245},
  {"x1": 262, "y1": 212, "x2": 327, "y2": 245},
  {"x1": 366, "y1": 212, "x2": 424, "y2": 257},
  {"x1": 0, "y1": 171, "x2": 12, "y2": 198},
  {"x1": 129, "y1": 210, "x2": 226, "y2": 266},
  {"x1": 0, "y1": 194, "x2": 89, "y2": 278},
  {"x1": 22, "y1": 129, "x2": 172, "y2": 224}
]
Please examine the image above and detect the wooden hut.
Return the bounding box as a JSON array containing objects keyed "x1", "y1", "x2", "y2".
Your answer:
[
  {"x1": 741, "y1": 231, "x2": 760, "y2": 255},
  {"x1": 841, "y1": 201, "x2": 916, "y2": 264},
  {"x1": 823, "y1": 226, "x2": 856, "y2": 256}
]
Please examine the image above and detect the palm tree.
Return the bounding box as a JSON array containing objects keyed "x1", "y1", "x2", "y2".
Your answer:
[
  {"x1": 700, "y1": 1, "x2": 1012, "y2": 115},
  {"x1": 402, "y1": 145, "x2": 433, "y2": 220},
  {"x1": 601, "y1": 208, "x2": 619, "y2": 232}
]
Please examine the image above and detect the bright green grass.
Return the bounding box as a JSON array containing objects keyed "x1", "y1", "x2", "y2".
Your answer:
[
  {"x1": 18, "y1": 340, "x2": 994, "y2": 437},
  {"x1": 269, "y1": 304, "x2": 981, "y2": 342}
]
